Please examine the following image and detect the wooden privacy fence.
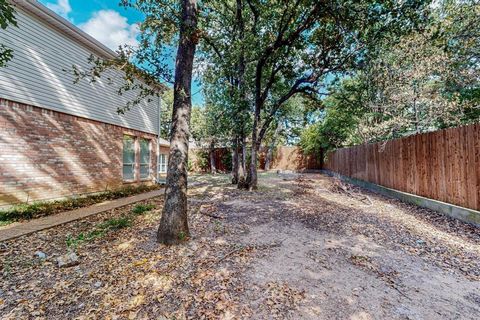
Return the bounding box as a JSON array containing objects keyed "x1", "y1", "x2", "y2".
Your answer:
[
  {"x1": 261, "y1": 146, "x2": 323, "y2": 171},
  {"x1": 323, "y1": 123, "x2": 480, "y2": 211}
]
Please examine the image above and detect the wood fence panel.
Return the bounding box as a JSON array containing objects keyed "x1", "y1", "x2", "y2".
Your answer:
[
  {"x1": 323, "y1": 124, "x2": 480, "y2": 211},
  {"x1": 437, "y1": 130, "x2": 447, "y2": 204},
  {"x1": 472, "y1": 124, "x2": 480, "y2": 211},
  {"x1": 467, "y1": 124, "x2": 479, "y2": 209}
]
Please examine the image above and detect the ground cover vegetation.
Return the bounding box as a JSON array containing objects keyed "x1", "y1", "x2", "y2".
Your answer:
[{"x1": 0, "y1": 185, "x2": 160, "y2": 226}]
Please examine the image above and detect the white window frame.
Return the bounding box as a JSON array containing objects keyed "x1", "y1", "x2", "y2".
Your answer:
[
  {"x1": 139, "y1": 138, "x2": 151, "y2": 180},
  {"x1": 122, "y1": 135, "x2": 136, "y2": 181},
  {"x1": 158, "y1": 153, "x2": 168, "y2": 174}
]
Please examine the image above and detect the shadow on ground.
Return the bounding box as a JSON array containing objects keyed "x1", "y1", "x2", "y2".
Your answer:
[{"x1": 1, "y1": 172, "x2": 479, "y2": 319}]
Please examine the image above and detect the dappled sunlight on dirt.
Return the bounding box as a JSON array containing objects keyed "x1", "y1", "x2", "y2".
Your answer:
[{"x1": 1, "y1": 172, "x2": 479, "y2": 319}]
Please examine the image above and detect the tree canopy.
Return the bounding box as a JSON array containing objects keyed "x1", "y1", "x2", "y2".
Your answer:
[
  {"x1": 196, "y1": 0, "x2": 432, "y2": 188},
  {"x1": 0, "y1": 0, "x2": 17, "y2": 67},
  {"x1": 298, "y1": 0, "x2": 479, "y2": 155}
]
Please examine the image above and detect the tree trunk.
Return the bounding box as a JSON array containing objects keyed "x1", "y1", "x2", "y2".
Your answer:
[
  {"x1": 234, "y1": 0, "x2": 249, "y2": 190},
  {"x1": 237, "y1": 133, "x2": 248, "y2": 189},
  {"x1": 157, "y1": 0, "x2": 197, "y2": 245},
  {"x1": 247, "y1": 103, "x2": 261, "y2": 190},
  {"x1": 265, "y1": 146, "x2": 273, "y2": 171},
  {"x1": 209, "y1": 140, "x2": 217, "y2": 174},
  {"x1": 232, "y1": 137, "x2": 239, "y2": 184},
  {"x1": 241, "y1": 134, "x2": 247, "y2": 175},
  {"x1": 247, "y1": 140, "x2": 259, "y2": 190},
  {"x1": 265, "y1": 122, "x2": 282, "y2": 171}
]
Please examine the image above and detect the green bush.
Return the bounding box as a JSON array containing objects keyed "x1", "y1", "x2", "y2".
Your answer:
[{"x1": 195, "y1": 150, "x2": 210, "y2": 172}]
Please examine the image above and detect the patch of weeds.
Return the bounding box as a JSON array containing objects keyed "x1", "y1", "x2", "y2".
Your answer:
[
  {"x1": 100, "y1": 217, "x2": 132, "y2": 230},
  {"x1": 213, "y1": 220, "x2": 224, "y2": 233},
  {"x1": 66, "y1": 233, "x2": 85, "y2": 248},
  {"x1": 132, "y1": 203, "x2": 155, "y2": 215},
  {"x1": 66, "y1": 216, "x2": 132, "y2": 248},
  {"x1": 0, "y1": 184, "x2": 161, "y2": 225},
  {"x1": 2, "y1": 258, "x2": 13, "y2": 277},
  {"x1": 259, "y1": 171, "x2": 278, "y2": 177},
  {"x1": 87, "y1": 228, "x2": 107, "y2": 239},
  {"x1": 178, "y1": 231, "x2": 187, "y2": 241},
  {"x1": 66, "y1": 229, "x2": 107, "y2": 249},
  {"x1": 0, "y1": 218, "x2": 14, "y2": 227},
  {"x1": 274, "y1": 190, "x2": 295, "y2": 201}
]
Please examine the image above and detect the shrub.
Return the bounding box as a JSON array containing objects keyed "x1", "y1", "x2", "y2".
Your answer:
[{"x1": 195, "y1": 150, "x2": 210, "y2": 172}]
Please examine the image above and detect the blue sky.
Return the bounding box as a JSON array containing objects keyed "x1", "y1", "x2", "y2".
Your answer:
[{"x1": 39, "y1": 0, "x2": 205, "y2": 105}]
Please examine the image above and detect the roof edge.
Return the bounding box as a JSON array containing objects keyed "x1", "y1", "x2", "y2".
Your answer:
[
  {"x1": 11, "y1": 0, "x2": 169, "y2": 92},
  {"x1": 11, "y1": 0, "x2": 117, "y2": 60}
]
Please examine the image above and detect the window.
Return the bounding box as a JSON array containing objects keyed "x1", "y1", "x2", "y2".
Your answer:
[
  {"x1": 139, "y1": 139, "x2": 151, "y2": 179},
  {"x1": 123, "y1": 135, "x2": 135, "y2": 180},
  {"x1": 158, "y1": 154, "x2": 168, "y2": 173}
]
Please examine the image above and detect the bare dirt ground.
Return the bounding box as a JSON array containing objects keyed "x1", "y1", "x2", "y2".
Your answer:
[{"x1": 1, "y1": 172, "x2": 479, "y2": 319}]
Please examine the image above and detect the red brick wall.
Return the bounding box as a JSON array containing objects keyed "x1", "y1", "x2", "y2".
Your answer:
[{"x1": 0, "y1": 99, "x2": 163, "y2": 206}]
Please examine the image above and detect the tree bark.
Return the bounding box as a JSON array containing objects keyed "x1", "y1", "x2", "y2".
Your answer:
[
  {"x1": 237, "y1": 133, "x2": 248, "y2": 189},
  {"x1": 264, "y1": 146, "x2": 273, "y2": 171},
  {"x1": 247, "y1": 142, "x2": 259, "y2": 190},
  {"x1": 157, "y1": 0, "x2": 197, "y2": 245},
  {"x1": 209, "y1": 139, "x2": 217, "y2": 174},
  {"x1": 265, "y1": 121, "x2": 282, "y2": 170},
  {"x1": 234, "y1": 0, "x2": 249, "y2": 190},
  {"x1": 247, "y1": 102, "x2": 261, "y2": 190},
  {"x1": 232, "y1": 137, "x2": 239, "y2": 184}
]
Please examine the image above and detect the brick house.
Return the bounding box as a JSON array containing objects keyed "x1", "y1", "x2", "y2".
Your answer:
[{"x1": 0, "y1": 0, "x2": 169, "y2": 207}]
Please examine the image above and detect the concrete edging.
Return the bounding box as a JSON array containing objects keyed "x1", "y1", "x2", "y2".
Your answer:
[
  {"x1": 0, "y1": 189, "x2": 164, "y2": 242},
  {"x1": 321, "y1": 169, "x2": 480, "y2": 227}
]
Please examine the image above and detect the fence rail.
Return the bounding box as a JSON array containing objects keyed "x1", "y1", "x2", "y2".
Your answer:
[{"x1": 323, "y1": 123, "x2": 480, "y2": 211}]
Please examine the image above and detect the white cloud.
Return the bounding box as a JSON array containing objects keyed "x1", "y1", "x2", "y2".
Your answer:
[
  {"x1": 79, "y1": 10, "x2": 139, "y2": 50},
  {"x1": 46, "y1": 0, "x2": 72, "y2": 19}
]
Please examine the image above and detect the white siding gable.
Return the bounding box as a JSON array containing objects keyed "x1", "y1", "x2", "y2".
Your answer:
[{"x1": 0, "y1": 8, "x2": 159, "y2": 134}]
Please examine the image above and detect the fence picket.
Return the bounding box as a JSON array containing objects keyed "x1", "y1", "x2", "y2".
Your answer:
[{"x1": 323, "y1": 124, "x2": 480, "y2": 211}]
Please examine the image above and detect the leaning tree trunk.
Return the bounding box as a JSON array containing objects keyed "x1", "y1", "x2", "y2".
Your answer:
[{"x1": 157, "y1": 0, "x2": 198, "y2": 245}]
